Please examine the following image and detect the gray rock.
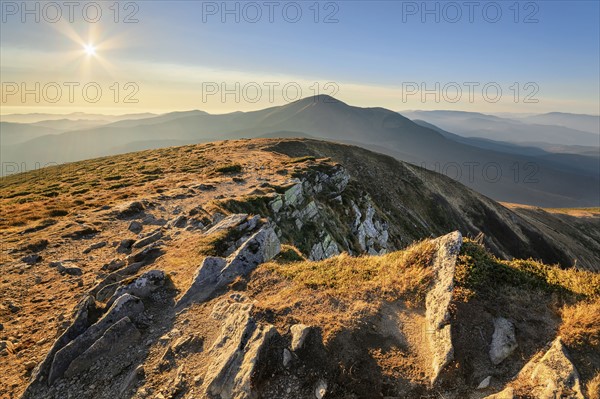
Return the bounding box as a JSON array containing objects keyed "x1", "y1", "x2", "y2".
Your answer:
[
  {"x1": 119, "y1": 365, "x2": 145, "y2": 397},
  {"x1": 177, "y1": 226, "x2": 280, "y2": 309},
  {"x1": 128, "y1": 221, "x2": 143, "y2": 234},
  {"x1": 489, "y1": 317, "x2": 518, "y2": 365},
  {"x1": 64, "y1": 316, "x2": 141, "y2": 377},
  {"x1": 204, "y1": 214, "x2": 248, "y2": 235},
  {"x1": 22, "y1": 254, "x2": 42, "y2": 264},
  {"x1": 284, "y1": 183, "x2": 304, "y2": 207},
  {"x1": 315, "y1": 379, "x2": 328, "y2": 399},
  {"x1": 48, "y1": 294, "x2": 144, "y2": 384},
  {"x1": 106, "y1": 270, "x2": 167, "y2": 308},
  {"x1": 57, "y1": 264, "x2": 83, "y2": 276},
  {"x1": 425, "y1": 231, "x2": 463, "y2": 384},
  {"x1": 116, "y1": 201, "x2": 145, "y2": 219},
  {"x1": 477, "y1": 376, "x2": 492, "y2": 389},
  {"x1": 203, "y1": 302, "x2": 277, "y2": 399},
  {"x1": 117, "y1": 239, "x2": 135, "y2": 254},
  {"x1": 132, "y1": 230, "x2": 163, "y2": 249},
  {"x1": 269, "y1": 196, "x2": 283, "y2": 213},
  {"x1": 527, "y1": 338, "x2": 584, "y2": 399},
  {"x1": 25, "y1": 296, "x2": 98, "y2": 387},
  {"x1": 290, "y1": 324, "x2": 311, "y2": 352},
  {"x1": 176, "y1": 257, "x2": 228, "y2": 308},
  {"x1": 283, "y1": 348, "x2": 292, "y2": 368},
  {"x1": 102, "y1": 258, "x2": 125, "y2": 272},
  {"x1": 83, "y1": 241, "x2": 106, "y2": 254}
]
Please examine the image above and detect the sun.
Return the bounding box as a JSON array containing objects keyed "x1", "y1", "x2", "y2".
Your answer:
[{"x1": 83, "y1": 43, "x2": 96, "y2": 56}]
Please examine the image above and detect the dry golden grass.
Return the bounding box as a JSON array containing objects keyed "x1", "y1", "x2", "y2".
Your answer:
[
  {"x1": 587, "y1": 372, "x2": 600, "y2": 399},
  {"x1": 248, "y1": 240, "x2": 437, "y2": 341},
  {"x1": 559, "y1": 299, "x2": 600, "y2": 349}
]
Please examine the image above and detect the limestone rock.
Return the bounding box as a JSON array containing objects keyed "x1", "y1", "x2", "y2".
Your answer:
[
  {"x1": 64, "y1": 316, "x2": 141, "y2": 377},
  {"x1": 106, "y1": 270, "x2": 167, "y2": 308},
  {"x1": 132, "y1": 230, "x2": 163, "y2": 249},
  {"x1": 128, "y1": 221, "x2": 143, "y2": 234},
  {"x1": 48, "y1": 294, "x2": 144, "y2": 384},
  {"x1": 489, "y1": 317, "x2": 518, "y2": 365},
  {"x1": 478, "y1": 376, "x2": 492, "y2": 389},
  {"x1": 203, "y1": 302, "x2": 277, "y2": 399},
  {"x1": 527, "y1": 338, "x2": 584, "y2": 399},
  {"x1": 290, "y1": 324, "x2": 311, "y2": 352},
  {"x1": 425, "y1": 231, "x2": 463, "y2": 384},
  {"x1": 205, "y1": 214, "x2": 248, "y2": 235}
]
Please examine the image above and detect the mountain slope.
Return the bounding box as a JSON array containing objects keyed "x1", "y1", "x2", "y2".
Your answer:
[{"x1": 1, "y1": 139, "x2": 598, "y2": 399}]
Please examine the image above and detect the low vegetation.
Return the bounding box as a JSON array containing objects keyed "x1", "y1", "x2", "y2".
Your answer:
[{"x1": 454, "y1": 239, "x2": 600, "y2": 301}]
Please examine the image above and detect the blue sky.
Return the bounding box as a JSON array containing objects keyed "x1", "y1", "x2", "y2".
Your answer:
[{"x1": 1, "y1": 0, "x2": 599, "y2": 114}]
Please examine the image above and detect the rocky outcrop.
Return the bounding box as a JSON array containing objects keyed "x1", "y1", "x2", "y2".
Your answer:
[
  {"x1": 489, "y1": 317, "x2": 518, "y2": 365},
  {"x1": 176, "y1": 226, "x2": 280, "y2": 309},
  {"x1": 487, "y1": 337, "x2": 584, "y2": 399},
  {"x1": 425, "y1": 231, "x2": 463, "y2": 384},
  {"x1": 264, "y1": 165, "x2": 389, "y2": 260},
  {"x1": 203, "y1": 300, "x2": 277, "y2": 399},
  {"x1": 350, "y1": 196, "x2": 388, "y2": 255},
  {"x1": 48, "y1": 294, "x2": 144, "y2": 384}
]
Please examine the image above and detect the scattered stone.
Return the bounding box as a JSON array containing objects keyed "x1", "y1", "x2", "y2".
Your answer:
[
  {"x1": 527, "y1": 338, "x2": 584, "y2": 398},
  {"x1": 168, "y1": 215, "x2": 187, "y2": 229},
  {"x1": 106, "y1": 270, "x2": 167, "y2": 308},
  {"x1": 128, "y1": 221, "x2": 143, "y2": 234},
  {"x1": 117, "y1": 239, "x2": 135, "y2": 254},
  {"x1": 116, "y1": 201, "x2": 145, "y2": 219},
  {"x1": 477, "y1": 376, "x2": 492, "y2": 389},
  {"x1": 102, "y1": 258, "x2": 125, "y2": 272},
  {"x1": 489, "y1": 317, "x2": 518, "y2": 365},
  {"x1": 132, "y1": 230, "x2": 163, "y2": 249},
  {"x1": 8, "y1": 303, "x2": 21, "y2": 313},
  {"x1": 204, "y1": 214, "x2": 248, "y2": 235},
  {"x1": 22, "y1": 254, "x2": 42, "y2": 265},
  {"x1": 61, "y1": 226, "x2": 99, "y2": 240},
  {"x1": 19, "y1": 239, "x2": 49, "y2": 253},
  {"x1": 315, "y1": 379, "x2": 328, "y2": 399},
  {"x1": 290, "y1": 324, "x2": 311, "y2": 352},
  {"x1": 57, "y1": 264, "x2": 83, "y2": 276},
  {"x1": 24, "y1": 361, "x2": 37, "y2": 371},
  {"x1": 196, "y1": 184, "x2": 216, "y2": 191},
  {"x1": 283, "y1": 348, "x2": 292, "y2": 368},
  {"x1": 82, "y1": 241, "x2": 106, "y2": 254}
]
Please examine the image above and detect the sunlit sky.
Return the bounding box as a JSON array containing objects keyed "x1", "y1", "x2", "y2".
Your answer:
[{"x1": 1, "y1": 0, "x2": 599, "y2": 115}]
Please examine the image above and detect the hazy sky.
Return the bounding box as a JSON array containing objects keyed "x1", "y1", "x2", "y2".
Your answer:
[{"x1": 1, "y1": 0, "x2": 599, "y2": 114}]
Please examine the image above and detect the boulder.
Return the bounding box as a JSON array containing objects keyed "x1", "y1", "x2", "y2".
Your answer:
[
  {"x1": 290, "y1": 324, "x2": 311, "y2": 352},
  {"x1": 22, "y1": 254, "x2": 42, "y2": 265},
  {"x1": 128, "y1": 221, "x2": 143, "y2": 234},
  {"x1": 132, "y1": 230, "x2": 163, "y2": 249},
  {"x1": 425, "y1": 231, "x2": 463, "y2": 384},
  {"x1": 527, "y1": 338, "x2": 584, "y2": 399},
  {"x1": 106, "y1": 270, "x2": 167, "y2": 308},
  {"x1": 64, "y1": 316, "x2": 141, "y2": 377},
  {"x1": 489, "y1": 317, "x2": 518, "y2": 365},
  {"x1": 203, "y1": 301, "x2": 277, "y2": 399},
  {"x1": 83, "y1": 241, "x2": 106, "y2": 254},
  {"x1": 177, "y1": 226, "x2": 280, "y2": 309},
  {"x1": 48, "y1": 294, "x2": 144, "y2": 384},
  {"x1": 205, "y1": 214, "x2": 248, "y2": 235}
]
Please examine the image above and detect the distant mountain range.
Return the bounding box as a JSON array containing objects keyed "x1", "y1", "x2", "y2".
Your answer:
[{"x1": 1, "y1": 96, "x2": 598, "y2": 207}]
